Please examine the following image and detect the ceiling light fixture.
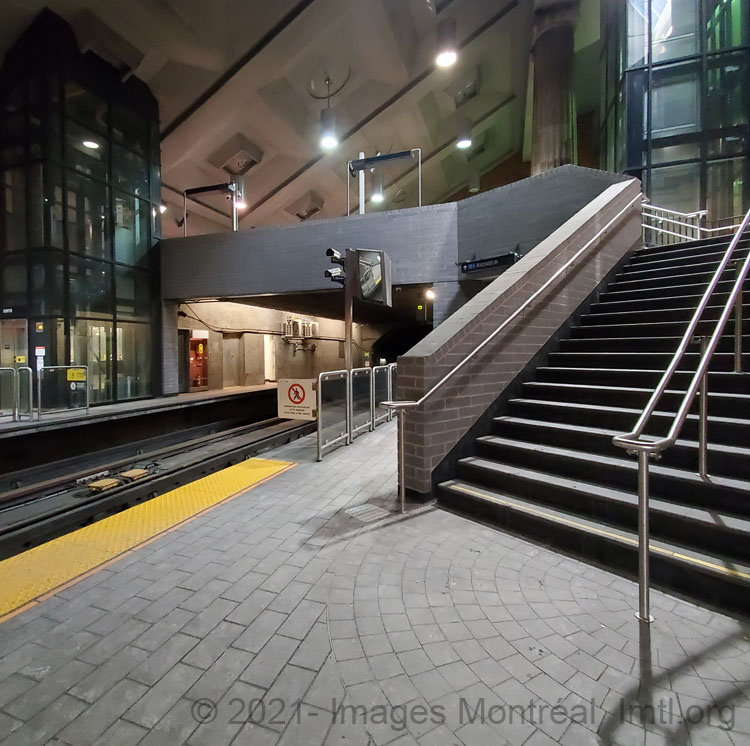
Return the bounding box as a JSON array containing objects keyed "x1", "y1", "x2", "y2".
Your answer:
[
  {"x1": 371, "y1": 169, "x2": 384, "y2": 203},
  {"x1": 436, "y1": 18, "x2": 458, "y2": 67},
  {"x1": 82, "y1": 140, "x2": 100, "y2": 149},
  {"x1": 456, "y1": 115, "x2": 472, "y2": 149},
  {"x1": 425, "y1": 288, "x2": 436, "y2": 300},
  {"x1": 320, "y1": 77, "x2": 338, "y2": 151},
  {"x1": 468, "y1": 168, "x2": 480, "y2": 193}
]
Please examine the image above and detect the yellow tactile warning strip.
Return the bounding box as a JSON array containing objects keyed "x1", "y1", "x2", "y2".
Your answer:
[
  {"x1": 451, "y1": 483, "x2": 750, "y2": 582},
  {"x1": 0, "y1": 458, "x2": 293, "y2": 622}
]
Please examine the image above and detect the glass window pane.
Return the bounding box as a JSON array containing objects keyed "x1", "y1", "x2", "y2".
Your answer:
[
  {"x1": 626, "y1": 0, "x2": 648, "y2": 68},
  {"x1": 651, "y1": 0, "x2": 698, "y2": 62},
  {"x1": 707, "y1": 158, "x2": 745, "y2": 221},
  {"x1": 1, "y1": 168, "x2": 26, "y2": 252},
  {"x1": 29, "y1": 106, "x2": 62, "y2": 163},
  {"x1": 111, "y1": 104, "x2": 149, "y2": 157},
  {"x1": 1, "y1": 255, "x2": 28, "y2": 313},
  {"x1": 117, "y1": 322, "x2": 151, "y2": 399},
  {"x1": 30, "y1": 250, "x2": 65, "y2": 316},
  {"x1": 66, "y1": 172, "x2": 109, "y2": 258},
  {"x1": 706, "y1": 52, "x2": 748, "y2": 157},
  {"x1": 64, "y1": 79, "x2": 107, "y2": 134},
  {"x1": 705, "y1": 0, "x2": 749, "y2": 52},
  {"x1": 112, "y1": 145, "x2": 148, "y2": 198},
  {"x1": 69, "y1": 256, "x2": 112, "y2": 319},
  {"x1": 624, "y1": 70, "x2": 647, "y2": 169},
  {"x1": 649, "y1": 162, "x2": 701, "y2": 212},
  {"x1": 71, "y1": 319, "x2": 113, "y2": 404},
  {"x1": 114, "y1": 191, "x2": 150, "y2": 266},
  {"x1": 0, "y1": 115, "x2": 25, "y2": 168},
  {"x1": 66, "y1": 121, "x2": 108, "y2": 183},
  {"x1": 116, "y1": 266, "x2": 151, "y2": 320}
]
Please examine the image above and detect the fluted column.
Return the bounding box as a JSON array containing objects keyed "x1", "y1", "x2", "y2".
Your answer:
[{"x1": 531, "y1": 1, "x2": 579, "y2": 175}]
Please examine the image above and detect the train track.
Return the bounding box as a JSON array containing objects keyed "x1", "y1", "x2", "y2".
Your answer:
[{"x1": 0, "y1": 417, "x2": 313, "y2": 559}]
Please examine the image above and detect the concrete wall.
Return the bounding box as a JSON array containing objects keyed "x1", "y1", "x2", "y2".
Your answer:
[
  {"x1": 396, "y1": 178, "x2": 642, "y2": 496},
  {"x1": 169, "y1": 301, "x2": 372, "y2": 393},
  {"x1": 159, "y1": 166, "x2": 630, "y2": 303}
]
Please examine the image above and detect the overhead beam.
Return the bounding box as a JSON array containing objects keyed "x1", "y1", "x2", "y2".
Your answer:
[{"x1": 160, "y1": 0, "x2": 318, "y2": 139}]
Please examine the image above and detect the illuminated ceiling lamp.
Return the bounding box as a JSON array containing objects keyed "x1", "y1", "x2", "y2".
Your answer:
[
  {"x1": 435, "y1": 18, "x2": 458, "y2": 68},
  {"x1": 371, "y1": 169, "x2": 384, "y2": 203},
  {"x1": 456, "y1": 114, "x2": 472, "y2": 150},
  {"x1": 468, "y1": 168, "x2": 480, "y2": 193},
  {"x1": 233, "y1": 179, "x2": 248, "y2": 210},
  {"x1": 320, "y1": 77, "x2": 338, "y2": 151}
]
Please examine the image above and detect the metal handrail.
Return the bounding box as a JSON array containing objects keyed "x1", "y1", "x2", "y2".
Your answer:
[
  {"x1": 613, "y1": 205, "x2": 750, "y2": 624},
  {"x1": 384, "y1": 191, "x2": 642, "y2": 512},
  {"x1": 37, "y1": 365, "x2": 90, "y2": 419},
  {"x1": 642, "y1": 204, "x2": 707, "y2": 219},
  {"x1": 316, "y1": 369, "x2": 350, "y2": 461}
]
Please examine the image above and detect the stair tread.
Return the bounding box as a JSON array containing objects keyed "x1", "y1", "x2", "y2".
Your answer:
[
  {"x1": 582, "y1": 304, "x2": 750, "y2": 322},
  {"x1": 510, "y1": 397, "x2": 749, "y2": 426},
  {"x1": 474, "y1": 435, "x2": 750, "y2": 493},
  {"x1": 439, "y1": 478, "x2": 750, "y2": 582},
  {"x1": 493, "y1": 414, "x2": 750, "y2": 459},
  {"x1": 523, "y1": 380, "x2": 750, "y2": 401}
]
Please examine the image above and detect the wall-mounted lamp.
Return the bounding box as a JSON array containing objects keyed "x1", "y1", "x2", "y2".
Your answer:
[
  {"x1": 425, "y1": 288, "x2": 437, "y2": 300},
  {"x1": 436, "y1": 18, "x2": 458, "y2": 67}
]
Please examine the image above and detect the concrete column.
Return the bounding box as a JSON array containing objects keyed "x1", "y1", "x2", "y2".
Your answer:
[{"x1": 531, "y1": 1, "x2": 579, "y2": 176}]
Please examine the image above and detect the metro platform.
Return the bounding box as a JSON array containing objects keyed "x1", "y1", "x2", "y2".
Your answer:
[
  {"x1": 0, "y1": 384, "x2": 277, "y2": 436},
  {"x1": 0, "y1": 423, "x2": 748, "y2": 746}
]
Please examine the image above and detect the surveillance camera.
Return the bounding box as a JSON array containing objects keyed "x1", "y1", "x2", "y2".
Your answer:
[{"x1": 326, "y1": 248, "x2": 344, "y2": 265}]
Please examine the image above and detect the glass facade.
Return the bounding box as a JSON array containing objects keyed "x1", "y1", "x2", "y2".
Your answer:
[
  {"x1": 0, "y1": 11, "x2": 160, "y2": 403},
  {"x1": 601, "y1": 0, "x2": 750, "y2": 218}
]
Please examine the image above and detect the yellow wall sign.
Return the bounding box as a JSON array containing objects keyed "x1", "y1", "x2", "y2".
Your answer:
[
  {"x1": 14, "y1": 355, "x2": 26, "y2": 364},
  {"x1": 66, "y1": 368, "x2": 87, "y2": 382}
]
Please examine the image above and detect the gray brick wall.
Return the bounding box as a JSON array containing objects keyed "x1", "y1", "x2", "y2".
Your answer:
[
  {"x1": 161, "y1": 302, "x2": 179, "y2": 396},
  {"x1": 396, "y1": 179, "x2": 643, "y2": 495}
]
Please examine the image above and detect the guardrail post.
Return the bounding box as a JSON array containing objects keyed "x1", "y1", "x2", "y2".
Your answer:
[
  {"x1": 698, "y1": 336, "x2": 709, "y2": 478},
  {"x1": 398, "y1": 408, "x2": 406, "y2": 514},
  {"x1": 636, "y1": 450, "x2": 653, "y2": 623},
  {"x1": 735, "y1": 261, "x2": 744, "y2": 374}
]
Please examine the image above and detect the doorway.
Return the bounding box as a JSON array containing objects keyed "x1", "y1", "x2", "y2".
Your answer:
[
  {"x1": 0, "y1": 319, "x2": 28, "y2": 416},
  {"x1": 222, "y1": 333, "x2": 242, "y2": 388},
  {"x1": 178, "y1": 329, "x2": 190, "y2": 393},
  {"x1": 189, "y1": 337, "x2": 208, "y2": 390}
]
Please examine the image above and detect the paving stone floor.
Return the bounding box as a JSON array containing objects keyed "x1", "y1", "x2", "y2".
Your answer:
[{"x1": 0, "y1": 421, "x2": 748, "y2": 746}]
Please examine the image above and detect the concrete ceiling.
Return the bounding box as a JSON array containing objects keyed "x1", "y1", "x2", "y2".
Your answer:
[{"x1": 1, "y1": 0, "x2": 538, "y2": 234}]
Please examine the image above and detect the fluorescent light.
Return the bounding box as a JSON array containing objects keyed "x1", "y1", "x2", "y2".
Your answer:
[
  {"x1": 425, "y1": 288, "x2": 436, "y2": 300},
  {"x1": 235, "y1": 199, "x2": 248, "y2": 210},
  {"x1": 436, "y1": 18, "x2": 458, "y2": 68},
  {"x1": 82, "y1": 140, "x2": 99, "y2": 149},
  {"x1": 371, "y1": 193, "x2": 384, "y2": 203},
  {"x1": 320, "y1": 107, "x2": 338, "y2": 151}
]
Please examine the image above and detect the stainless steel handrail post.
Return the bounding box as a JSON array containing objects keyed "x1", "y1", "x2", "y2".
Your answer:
[
  {"x1": 735, "y1": 260, "x2": 744, "y2": 373},
  {"x1": 637, "y1": 450, "x2": 653, "y2": 623},
  {"x1": 697, "y1": 336, "x2": 709, "y2": 478},
  {"x1": 398, "y1": 408, "x2": 406, "y2": 513},
  {"x1": 317, "y1": 371, "x2": 324, "y2": 462},
  {"x1": 37, "y1": 367, "x2": 43, "y2": 420},
  {"x1": 369, "y1": 368, "x2": 376, "y2": 432},
  {"x1": 16, "y1": 366, "x2": 33, "y2": 421}
]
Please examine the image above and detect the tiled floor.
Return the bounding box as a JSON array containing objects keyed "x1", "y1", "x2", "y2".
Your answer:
[{"x1": 0, "y1": 422, "x2": 748, "y2": 746}]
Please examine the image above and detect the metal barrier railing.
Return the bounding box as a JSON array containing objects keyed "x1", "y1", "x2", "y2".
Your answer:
[
  {"x1": 373, "y1": 365, "x2": 391, "y2": 427},
  {"x1": 0, "y1": 368, "x2": 18, "y2": 421},
  {"x1": 317, "y1": 369, "x2": 350, "y2": 461},
  {"x1": 642, "y1": 203, "x2": 744, "y2": 246},
  {"x1": 387, "y1": 363, "x2": 397, "y2": 421},
  {"x1": 317, "y1": 364, "x2": 398, "y2": 461},
  {"x1": 16, "y1": 367, "x2": 33, "y2": 421},
  {"x1": 613, "y1": 205, "x2": 750, "y2": 624},
  {"x1": 350, "y1": 367, "x2": 373, "y2": 439},
  {"x1": 37, "y1": 365, "x2": 90, "y2": 419}
]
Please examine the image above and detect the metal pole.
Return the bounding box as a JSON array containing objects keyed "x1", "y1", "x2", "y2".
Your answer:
[
  {"x1": 735, "y1": 261, "x2": 743, "y2": 373},
  {"x1": 698, "y1": 337, "x2": 709, "y2": 478},
  {"x1": 316, "y1": 373, "x2": 323, "y2": 462},
  {"x1": 232, "y1": 189, "x2": 238, "y2": 232},
  {"x1": 183, "y1": 192, "x2": 188, "y2": 237},
  {"x1": 398, "y1": 408, "x2": 406, "y2": 514},
  {"x1": 358, "y1": 151, "x2": 366, "y2": 215},
  {"x1": 636, "y1": 450, "x2": 653, "y2": 623},
  {"x1": 37, "y1": 368, "x2": 42, "y2": 420},
  {"x1": 416, "y1": 148, "x2": 422, "y2": 207},
  {"x1": 346, "y1": 162, "x2": 351, "y2": 216},
  {"x1": 344, "y1": 250, "x2": 354, "y2": 372}
]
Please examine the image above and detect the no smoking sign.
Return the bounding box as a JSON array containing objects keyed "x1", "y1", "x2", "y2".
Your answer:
[{"x1": 278, "y1": 379, "x2": 316, "y2": 421}]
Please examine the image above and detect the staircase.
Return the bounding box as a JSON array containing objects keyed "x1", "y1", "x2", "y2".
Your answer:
[{"x1": 438, "y1": 232, "x2": 750, "y2": 615}]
